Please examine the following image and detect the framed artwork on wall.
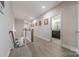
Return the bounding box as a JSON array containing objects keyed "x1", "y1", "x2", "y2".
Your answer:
[
  {"x1": 31, "y1": 23, "x2": 34, "y2": 27},
  {"x1": 39, "y1": 21, "x2": 42, "y2": 26},
  {"x1": 35, "y1": 22, "x2": 37, "y2": 26},
  {"x1": 44, "y1": 18, "x2": 48, "y2": 25}
]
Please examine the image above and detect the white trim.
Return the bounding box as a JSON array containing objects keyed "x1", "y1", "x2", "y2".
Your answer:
[
  {"x1": 62, "y1": 44, "x2": 77, "y2": 52},
  {"x1": 34, "y1": 34, "x2": 50, "y2": 41}
]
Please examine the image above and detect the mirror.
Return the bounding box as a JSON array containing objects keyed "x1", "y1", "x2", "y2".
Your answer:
[{"x1": 52, "y1": 15, "x2": 61, "y2": 31}]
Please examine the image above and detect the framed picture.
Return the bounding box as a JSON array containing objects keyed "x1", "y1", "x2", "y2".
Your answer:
[
  {"x1": 39, "y1": 21, "x2": 42, "y2": 26},
  {"x1": 31, "y1": 23, "x2": 34, "y2": 27},
  {"x1": 35, "y1": 22, "x2": 37, "y2": 26},
  {"x1": 44, "y1": 18, "x2": 48, "y2": 25},
  {"x1": 0, "y1": 1, "x2": 4, "y2": 14}
]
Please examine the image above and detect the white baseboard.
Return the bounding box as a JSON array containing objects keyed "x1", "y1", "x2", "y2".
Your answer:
[
  {"x1": 62, "y1": 44, "x2": 77, "y2": 52},
  {"x1": 34, "y1": 34, "x2": 50, "y2": 41}
]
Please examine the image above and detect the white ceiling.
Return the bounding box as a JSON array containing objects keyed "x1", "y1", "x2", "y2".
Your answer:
[{"x1": 11, "y1": 1, "x2": 62, "y2": 22}]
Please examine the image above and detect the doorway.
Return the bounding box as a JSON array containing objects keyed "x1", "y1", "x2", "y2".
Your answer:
[{"x1": 51, "y1": 14, "x2": 62, "y2": 46}]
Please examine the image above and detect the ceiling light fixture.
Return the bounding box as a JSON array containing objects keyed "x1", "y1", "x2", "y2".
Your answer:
[{"x1": 42, "y1": 6, "x2": 45, "y2": 9}]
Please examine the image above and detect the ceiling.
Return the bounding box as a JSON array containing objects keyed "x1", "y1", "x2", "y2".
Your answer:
[{"x1": 11, "y1": 1, "x2": 62, "y2": 22}]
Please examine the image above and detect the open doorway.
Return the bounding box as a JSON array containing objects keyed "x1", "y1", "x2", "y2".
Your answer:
[{"x1": 51, "y1": 14, "x2": 62, "y2": 46}]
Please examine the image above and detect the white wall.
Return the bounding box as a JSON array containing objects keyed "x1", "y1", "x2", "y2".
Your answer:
[
  {"x1": 34, "y1": 2, "x2": 77, "y2": 51},
  {"x1": 61, "y1": 2, "x2": 77, "y2": 51},
  {"x1": 0, "y1": 2, "x2": 15, "y2": 56},
  {"x1": 34, "y1": 18, "x2": 51, "y2": 41},
  {"x1": 15, "y1": 20, "x2": 31, "y2": 42},
  {"x1": 15, "y1": 20, "x2": 24, "y2": 39}
]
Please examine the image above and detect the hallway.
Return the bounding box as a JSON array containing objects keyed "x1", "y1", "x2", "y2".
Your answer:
[
  {"x1": 0, "y1": 1, "x2": 79, "y2": 57},
  {"x1": 9, "y1": 36, "x2": 79, "y2": 57}
]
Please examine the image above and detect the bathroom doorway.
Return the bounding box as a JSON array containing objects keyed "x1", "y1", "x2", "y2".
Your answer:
[{"x1": 51, "y1": 14, "x2": 62, "y2": 46}]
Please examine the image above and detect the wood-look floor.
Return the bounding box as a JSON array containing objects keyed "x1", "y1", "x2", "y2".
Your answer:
[{"x1": 9, "y1": 36, "x2": 79, "y2": 57}]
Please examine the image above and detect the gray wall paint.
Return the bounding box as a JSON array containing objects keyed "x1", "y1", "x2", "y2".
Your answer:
[
  {"x1": 34, "y1": 2, "x2": 77, "y2": 50},
  {"x1": 0, "y1": 2, "x2": 14, "y2": 56},
  {"x1": 15, "y1": 20, "x2": 24, "y2": 39},
  {"x1": 62, "y1": 2, "x2": 77, "y2": 50}
]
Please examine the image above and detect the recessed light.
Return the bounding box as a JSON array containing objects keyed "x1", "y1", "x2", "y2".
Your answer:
[
  {"x1": 42, "y1": 6, "x2": 45, "y2": 9},
  {"x1": 32, "y1": 20, "x2": 37, "y2": 24},
  {"x1": 33, "y1": 20, "x2": 36, "y2": 23}
]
